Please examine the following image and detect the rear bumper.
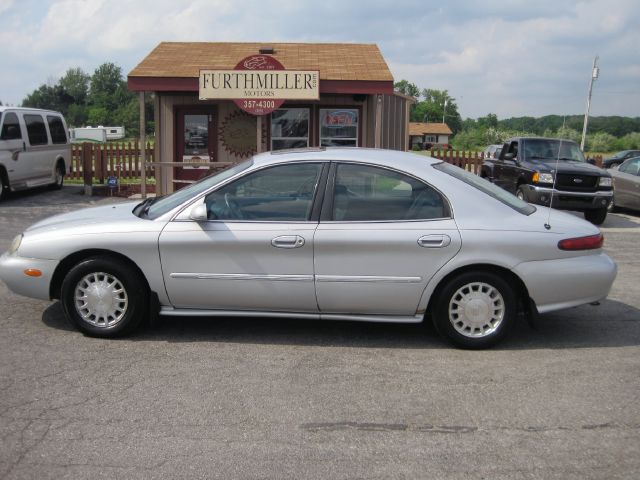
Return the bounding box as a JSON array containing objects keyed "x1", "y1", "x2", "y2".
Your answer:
[
  {"x1": 523, "y1": 185, "x2": 612, "y2": 211},
  {"x1": 0, "y1": 252, "x2": 57, "y2": 300},
  {"x1": 514, "y1": 253, "x2": 617, "y2": 314}
]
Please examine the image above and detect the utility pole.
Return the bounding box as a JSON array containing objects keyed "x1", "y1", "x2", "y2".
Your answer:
[
  {"x1": 442, "y1": 98, "x2": 447, "y2": 124},
  {"x1": 580, "y1": 56, "x2": 599, "y2": 151}
]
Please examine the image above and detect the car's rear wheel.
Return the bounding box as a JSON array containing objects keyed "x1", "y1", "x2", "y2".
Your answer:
[
  {"x1": 61, "y1": 256, "x2": 148, "y2": 337},
  {"x1": 584, "y1": 207, "x2": 607, "y2": 225},
  {"x1": 432, "y1": 271, "x2": 517, "y2": 349}
]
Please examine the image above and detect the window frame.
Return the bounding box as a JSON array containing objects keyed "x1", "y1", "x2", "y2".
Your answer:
[
  {"x1": 202, "y1": 161, "x2": 330, "y2": 223},
  {"x1": 0, "y1": 112, "x2": 22, "y2": 141},
  {"x1": 270, "y1": 107, "x2": 311, "y2": 151},
  {"x1": 320, "y1": 161, "x2": 452, "y2": 223},
  {"x1": 46, "y1": 115, "x2": 68, "y2": 144},
  {"x1": 318, "y1": 107, "x2": 360, "y2": 148},
  {"x1": 24, "y1": 114, "x2": 49, "y2": 146}
]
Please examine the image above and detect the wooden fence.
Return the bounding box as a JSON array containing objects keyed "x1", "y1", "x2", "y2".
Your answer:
[{"x1": 69, "y1": 142, "x2": 155, "y2": 182}]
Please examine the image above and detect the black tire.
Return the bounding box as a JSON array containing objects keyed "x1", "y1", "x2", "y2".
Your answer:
[
  {"x1": 51, "y1": 161, "x2": 65, "y2": 190},
  {"x1": 584, "y1": 207, "x2": 607, "y2": 225},
  {"x1": 61, "y1": 256, "x2": 148, "y2": 338},
  {"x1": 607, "y1": 197, "x2": 617, "y2": 213},
  {"x1": 432, "y1": 271, "x2": 517, "y2": 349},
  {"x1": 516, "y1": 186, "x2": 527, "y2": 202},
  {"x1": 0, "y1": 167, "x2": 8, "y2": 200}
]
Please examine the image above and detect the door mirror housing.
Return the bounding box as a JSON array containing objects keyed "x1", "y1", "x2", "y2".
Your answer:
[
  {"x1": 189, "y1": 204, "x2": 208, "y2": 221},
  {"x1": 503, "y1": 152, "x2": 515, "y2": 161}
]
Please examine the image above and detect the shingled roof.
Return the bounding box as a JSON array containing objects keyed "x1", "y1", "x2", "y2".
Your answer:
[
  {"x1": 128, "y1": 42, "x2": 394, "y2": 94},
  {"x1": 409, "y1": 122, "x2": 453, "y2": 136}
]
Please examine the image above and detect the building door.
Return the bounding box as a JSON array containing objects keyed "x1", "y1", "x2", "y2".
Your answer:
[{"x1": 175, "y1": 107, "x2": 217, "y2": 187}]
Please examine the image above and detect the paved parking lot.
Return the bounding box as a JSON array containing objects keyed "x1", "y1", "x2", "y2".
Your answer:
[{"x1": 1, "y1": 186, "x2": 639, "y2": 479}]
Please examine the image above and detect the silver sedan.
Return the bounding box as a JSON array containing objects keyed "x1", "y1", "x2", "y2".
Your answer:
[
  {"x1": 610, "y1": 156, "x2": 640, "y2": 211},
  {"x1": 0, "y1": 148, "x2": 617, "y2": 348}
]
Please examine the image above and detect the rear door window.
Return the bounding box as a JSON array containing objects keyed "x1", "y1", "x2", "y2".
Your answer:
[
  {"x1": 47, "y1": 115, "x2": 67, "y2": 144},
  {"x1": 0, "y1": 112, "x2": 22, "y2": 140},
  {"x1": 24, "y1": 114, "x2": 49, "y2": 146}
]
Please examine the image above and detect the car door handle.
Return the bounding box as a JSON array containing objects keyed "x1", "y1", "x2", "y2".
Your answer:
[
  {"x1": 418, "y1": 234, "x2": 451, "y2": 248},
  {"x1": 271, "y1": 235, "x2": 305, "y2": 248}
]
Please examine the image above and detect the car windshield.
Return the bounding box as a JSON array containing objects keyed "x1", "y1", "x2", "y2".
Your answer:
[
  {"x1": 522, "y1": 139, "x2": 586, "y2": 162},
  {"x1": 433, "y1": 162, "x2": 536, "y2": 215},
  {"x1": 139, "y1": 160, "x2": 253, "y2": 219}
]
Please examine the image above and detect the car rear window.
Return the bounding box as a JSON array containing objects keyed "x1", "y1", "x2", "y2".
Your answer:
[{"x1": 433, "y1": 162, "x2": 536, "y2": 215}]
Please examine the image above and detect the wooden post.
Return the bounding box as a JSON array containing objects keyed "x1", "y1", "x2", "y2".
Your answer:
[
  {"x1": 82, "y1": 142, "x2": 93, "y2": 196},
  {"x1": 374, "y1": 94, "x2": 383, "y2": 149},
  {"x1": 256, "y1": 115, "x2": 263, "y2": 153},
  {"x1": 139, "y1": 91, "x2": 146, "y2": 198}
]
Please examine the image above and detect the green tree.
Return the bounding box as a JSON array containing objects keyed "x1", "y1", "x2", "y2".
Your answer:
[
  {"x1": 59, "y1": 67, "x2": 90, "y2": 105},
  {"x1": 477, "y1": 113, "x2": 498, "y2": 129},
  {"x1": 413, "y1": 89, "x2": 462, "y2": 134},
  {"x1": 89, "y1": 62, "x2": 133, "y2": 113},
  {"x1": 587, "y1": 132, "x2": 616, "y2": 152},
  {"x1": 394, "y1": 79, "x2": 420, "y2": 98},
  {"x1": 87, "y1": 106, "x2": 109, "y2": 126}
]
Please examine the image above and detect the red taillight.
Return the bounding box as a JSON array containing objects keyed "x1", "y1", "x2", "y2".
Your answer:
[{"x1": 558, "y1": 233, "x2": 604, "y2": 251}]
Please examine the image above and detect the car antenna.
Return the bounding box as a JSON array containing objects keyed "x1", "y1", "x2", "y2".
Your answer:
[{"x1": 544, "y1": 117, "x2": 566, "y2": 230}]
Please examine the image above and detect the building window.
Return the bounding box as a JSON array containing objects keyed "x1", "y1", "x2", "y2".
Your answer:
[
  {"x1": 425, "y1": 135, "x2": 436, "y2": 143},
  {"x1": 271, "y1": 108, "x2": 309, "y2": 150},
  {"x1": 320, "y1": 108, "x2": 358, "y2": 147}
]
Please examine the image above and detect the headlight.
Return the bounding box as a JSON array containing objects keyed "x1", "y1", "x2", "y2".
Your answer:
[
  {"x1": 533, "y1": 172, "x2": 554, "y2": 184},
  {"x1": 598, "y1": 177, "x2": 612, "y2": 187},
  {"x1": 8, "y1": 234, "x2": 22, "y2": 254}
]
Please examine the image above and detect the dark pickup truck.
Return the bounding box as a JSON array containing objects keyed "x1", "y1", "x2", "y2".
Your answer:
[{"x1": 481, "y1": 137, "x2": 613, "y2": 224}]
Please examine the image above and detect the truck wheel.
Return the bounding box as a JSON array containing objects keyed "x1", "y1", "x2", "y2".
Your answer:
[
  {"x1": 0, "y1": 167, "x2": 8, "y2": 200},
  {"x1": 584, "y1": 207, "x2": 608, "y2": 225},
  {"x1": 52, "y1": 161, "x2": 65, "y2": 190},
  {"x1": 516, "y1": 186, "x2": 527, "y2": 202}
]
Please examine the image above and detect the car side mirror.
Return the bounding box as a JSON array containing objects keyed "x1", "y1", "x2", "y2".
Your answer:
[
  {"x1": 587, "y1": 158, "x2": 596, "y2": 165},
  {"x1": 503, "y1": 153, "x2": 515, "y2": 161},
  {"x1": 189, "y1": 204, "x2": 208, "y2": 221}
]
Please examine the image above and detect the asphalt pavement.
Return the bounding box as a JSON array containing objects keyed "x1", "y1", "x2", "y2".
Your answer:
[{"x1": 0, "y1": 185, "x2": 639, "y2": 479}]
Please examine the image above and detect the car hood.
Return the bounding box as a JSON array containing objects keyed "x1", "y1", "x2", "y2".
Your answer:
[
  {"x1": 530, "y1": 159, "x2": 609, "y2": 176},
  {"x1": 25, "y1": 201, "x2": 146, "y2": 235}
]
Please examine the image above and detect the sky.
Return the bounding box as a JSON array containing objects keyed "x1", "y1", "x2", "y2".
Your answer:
[{"x1": 1, "y1": 0, "x2": 639, "y2": 119}]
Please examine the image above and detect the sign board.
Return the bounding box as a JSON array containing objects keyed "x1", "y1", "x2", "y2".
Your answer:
[
  {"x1": 107, "y1": 176, "x2": 118, "y2": 188},
  {"x1": 200, "y1": 55, "x2": 319, "y2": 115}
]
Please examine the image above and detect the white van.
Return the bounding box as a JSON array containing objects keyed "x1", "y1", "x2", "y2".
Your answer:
[{"x1": 0, "y1": 107, "x2": 71, "y2": 199}]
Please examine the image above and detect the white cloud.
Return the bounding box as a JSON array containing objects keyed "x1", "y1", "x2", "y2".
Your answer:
[{"x1": 0, "y1": 0, "x2": 638, "y2": 117}]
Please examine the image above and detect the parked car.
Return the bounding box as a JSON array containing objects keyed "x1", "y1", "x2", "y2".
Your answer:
[
  {"x1": 483, "y1": 144, "x2": 502, "y2": 159},
  {"x1": 0, "y1": 148, "x2": 616, "y2": 349},
  {"x1": 0, "y1": 107, "x2": 70, "y2": 199},
  {"x1": 602, "y1": 150, "x2": 640, "y2": 169},
  {"x1": 609, "y1": 156, "x2": 640, "y2": 211},
  {"x1": 481, "y1": 137, "x2": 613, "y2": 225}
]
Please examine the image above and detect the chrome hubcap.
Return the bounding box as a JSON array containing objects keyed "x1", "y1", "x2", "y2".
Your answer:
[
  {"x1": 74, "y1": 272, "x2": 128, "y2": 328},
  {"x1": 449, "y1": 282, "x2": 505, "y2": 338}
]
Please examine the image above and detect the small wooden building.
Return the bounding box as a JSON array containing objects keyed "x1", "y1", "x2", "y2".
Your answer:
[
  {"x1": 128, "y1": 42, "x2": 413, "y2": 194},
  {"x1": 409, "y1": 122, "x2": 453, "y2": 150}
]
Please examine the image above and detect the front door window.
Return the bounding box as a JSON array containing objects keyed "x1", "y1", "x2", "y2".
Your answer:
[{"x1": 175, "y1": 109, "x2": 216, "y2": 186}]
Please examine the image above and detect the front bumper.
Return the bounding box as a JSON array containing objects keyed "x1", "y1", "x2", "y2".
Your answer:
[
  {"x1": 514, "y1": 252, "x2": 617, "y2": 314},
  {"x1": 523, "y1": 185, "x2": 612, "y2": 211},
  {"x1": 0, "y1": 252, "x2": 58, "y2": 300}
]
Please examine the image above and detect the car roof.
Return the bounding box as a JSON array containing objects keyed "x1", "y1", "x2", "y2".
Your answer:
[{"x1": 252, "y1": 147, "x2": 441, "y2": 170}]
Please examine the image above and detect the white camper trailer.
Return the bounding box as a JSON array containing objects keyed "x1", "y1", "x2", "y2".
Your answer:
[
  {"x1": 69, "y1": 127, "x2": 107, "y2": 143},
  {"x1": 69, "y1": 126, "x2": 125, "y2": 143}
]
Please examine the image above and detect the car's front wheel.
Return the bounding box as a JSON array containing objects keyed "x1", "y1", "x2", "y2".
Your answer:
[
  {"x1": 516, "y1": 186, "x2": 527, "y2": 202},
  {"x1": 584, "y1": 207, "x2": 607, "y2": 225},
  {"x1": 432, "y1": 271, "x2": 517, "y2": 349},
  {"x1": 61, "y1": 256, "x2": 148, "y2": 337}
]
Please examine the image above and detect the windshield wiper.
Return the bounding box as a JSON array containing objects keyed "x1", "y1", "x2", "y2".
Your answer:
[{"x1": 134, "y1": 197, "x2": 157, "y2": 217}]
